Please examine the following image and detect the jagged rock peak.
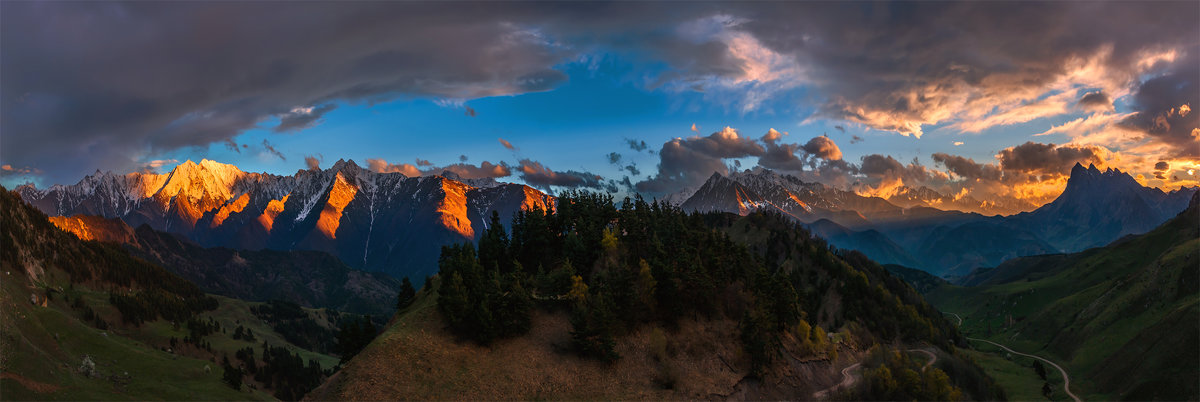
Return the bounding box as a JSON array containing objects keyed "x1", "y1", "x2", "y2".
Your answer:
[{"x1": 330, "y1": 158, "x2": 360, "y2": 169}]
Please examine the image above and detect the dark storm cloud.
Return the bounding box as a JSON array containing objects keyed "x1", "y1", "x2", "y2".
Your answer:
[
  {"x1": 439, "y1": 162, "x2": 512, "y2": 180},
  {"x1": 635, "y1": 127, "x2": 765, "y2": 193},
  {"x1": 459, "y1": 155, "x2": 469, "y2": 162},
  {"x1": 758, "y1": 138, "x2": 806, "y2": 173},
  {"x1": 262, "y1": 140, "x2": 286, "y2": 161},
  {"x1": 1077, "y1": 91, "x2": 1112, "y2": 111},
  {"x1": 1120, "y1": 56, "x2": 1200, "y2": 158},
  {"x1": 415, "y1": 158, "x2": 433, "y2": 167},
  {"x1": 274, "y1": 104, "x2": 337, "y2": 133},
  {"x1": 606, "y1": 152, "x2": 622, "y2": 164},
  {"x1": 757, "y1": 130, "x2": 845, "y2": 174},
  {"x1": 1, "y1": 2, "x2": 597, "y2": 183},
  {"x1": 858, "y1": 155, "x2": 940, "y2": 184},
  {"x1": 626, "y1": 139, "x2": 649, "y2": 152},
  {"x1": 996, "y1": 141, "x2": 1105, "y2": 175},
  {"x1": 517, "y1": 159, "x2": 604, "y2": 190},
  {"x1": 850, "y1": 135, "x2": 864, "y2": 144},
  {"x1": 623, "y1": 164, "x2": 641, "y2": 177},
  {"x1": 731, "y1": 2, "x2": 1199, "y2": 136},
  {"x1": 4, "y1": 1, "x2": 1195, "y2": 186},
  {"x1": 931, "y1": 153, "x2": 1002, "y2": 181},
  {"x1": 1155, "y1": 161, "x2": 1169, "y2": 171},
  {"x1": 365, "y1": 158, "x2": 512, "y2": 179}
]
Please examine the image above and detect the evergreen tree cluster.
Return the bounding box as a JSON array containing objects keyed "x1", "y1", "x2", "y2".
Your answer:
[
  {"x1": 250, "y1": 300, "x2": 339, "y2": 354},
  {"x1": 232, "y1": 325, "x2": 257, "y2": 342},
  {"x1": 225, "y1": 339, "x2": 331, "y2": 399},
  {"x1": 335, "y1": 315, "x2": 377, "y2": 364},
  {"x1": 395, "y1": 277, "x2": 416, "y2": 310},
  {"x1": 253, "y1": 342, "x2": 326, "y2": 401},
  {"x1": 434, "y1": 192, "x2": 960, "y2": 368}
]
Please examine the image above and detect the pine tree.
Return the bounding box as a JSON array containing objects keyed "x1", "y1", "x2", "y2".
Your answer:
[{"x1": 396, "y1": 277, "x2": 416, "y2": 310}]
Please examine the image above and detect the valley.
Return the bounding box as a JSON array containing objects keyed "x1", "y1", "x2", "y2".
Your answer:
[{"x1": 911, "y1": 193, "x2": 1200, "y2": 400}]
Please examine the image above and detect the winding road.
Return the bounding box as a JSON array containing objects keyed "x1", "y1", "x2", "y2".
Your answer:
[
  {"x1": 946, "y1": 312, "x2": 963, "y2": 326},
  {"x1": 811, "y1": 349, "x2": 937, "y2": 399},
  {"x1": 943, "y1": 311, "x2": 1081, "y2": 402},
  {"x1": 967, "y1": 337, "x2": 1081, "y2": 402}
]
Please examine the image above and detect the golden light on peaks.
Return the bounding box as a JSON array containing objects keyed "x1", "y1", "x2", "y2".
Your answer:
[
  {"x1": 316, "y1": 173, "x2": 357, "y2": 239},
  {"x1": 434, "y1": 177, "x2": 474, "y2": 238},
  {"x1": 172, "y1": 189, "x2": 208, "y2": 228},
  {"x1": 520, "y1": 185, "x2": 553, "y2": 212},
  {"x1": 258, "y1": 194, "x2": 290, "y2": 233},
  {"x1": 211, "y1": 193, "x2": 250, "y2": 228},
  {"x1": 735, "y1": 187, "x2": 753, "y2": 215},
  {"x1": 47, "y1": 216, "x2": 135, "y2": 243},
  {"x1": 784, "y1": 190, "x2": 810, "y2": 211},
  {"x1": 131, "y1": 172, "x2": 169, "y2": 198}
]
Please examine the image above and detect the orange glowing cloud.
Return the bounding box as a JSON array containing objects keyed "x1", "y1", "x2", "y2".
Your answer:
[{"x1": 366, "y1": 158, "x2": 421, "y2": 177}]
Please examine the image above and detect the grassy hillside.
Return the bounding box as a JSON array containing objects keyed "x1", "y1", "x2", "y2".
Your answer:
[
  {"x1": 923, "y1": 194, "x2": 1200, "y2": 400},
  {"x1": 0, "y1": 187, "x2": 355, "y2": 400},
  {"x1": 0, "y1": 272, "x2": 275, "y2": 401}
]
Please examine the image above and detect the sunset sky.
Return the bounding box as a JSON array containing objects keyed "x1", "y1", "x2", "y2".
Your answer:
[{"x1": 2, "y1": 2, "x2": 1197, "y2": 207}]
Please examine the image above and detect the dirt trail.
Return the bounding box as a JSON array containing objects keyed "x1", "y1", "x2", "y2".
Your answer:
[
  {"x1": 907, "y1": 348, "x2": 937, "y2": 371},
  {"x1": 811, "y1": 348, "x2": 936, "y2": 399},
  {"x1": 811, "y1": 362, "x2": 861, "y2": 399},
  {"x1": 945, "y1": 312, "x2": 963, "y2": 326}
]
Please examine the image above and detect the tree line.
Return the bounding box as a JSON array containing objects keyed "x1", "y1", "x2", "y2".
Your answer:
[{"x1": 435, "y1": 192, "x2": 963, "y2": 372}]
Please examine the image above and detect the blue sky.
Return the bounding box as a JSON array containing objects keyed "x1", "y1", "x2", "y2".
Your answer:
[
  {"x1": 163, "y1": 59, "x2": 1017, "y2": 189},
  {"x1": 2, "y1": 2, "x2": 1196, "y2": 204}
]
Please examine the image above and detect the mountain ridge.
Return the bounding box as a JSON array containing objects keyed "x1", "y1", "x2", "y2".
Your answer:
[{"x1": 17, "y1": 159, "x2": 555, "y2": 280}]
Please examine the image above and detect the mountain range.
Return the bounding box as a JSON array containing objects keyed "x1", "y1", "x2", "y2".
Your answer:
[
  {"x1": 17, "y1": 159, "x2": 1195, "y2": 280},
  {"x1": 16, "y1": 159, "x2": 553, "y2": 281},
  {"x1": 677, "y1": 164, "x2": 1196, "y2": 276}
]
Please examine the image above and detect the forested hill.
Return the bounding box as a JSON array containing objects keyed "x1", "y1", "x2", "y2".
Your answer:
[{"x1": 315, "y1": 192, "x2": 1001, "y2": 400}]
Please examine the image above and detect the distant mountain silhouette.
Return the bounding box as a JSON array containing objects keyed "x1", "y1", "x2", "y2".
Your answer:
[
  {"x1": 1006, "y1": 163, "x2": 1197, "y2": 251},
  {"x1": 677, "y1": 166, "x2": 1196, "y2": 277}
]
